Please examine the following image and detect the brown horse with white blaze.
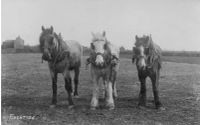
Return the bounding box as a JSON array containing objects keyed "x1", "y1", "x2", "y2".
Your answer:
[
  {"x1": 39, "y1": 26, "x2": 82, "y2": 109},
  {"x1": 132, "y1": 35, "x2": 165, "y2": 110},
  {"x1": 88, "y1": 31, "x2": 120, "y2": 110}
]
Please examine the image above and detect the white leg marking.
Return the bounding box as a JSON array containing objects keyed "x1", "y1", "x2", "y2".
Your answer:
[
  {"x1": 90, "y1": 77, "x2": 99, "y2": 109},
  {"x1": 113, "y1": 82, "x2": 118, "y2": 98},
  {"x1": 105, "y1": 81, "x2": 114, "y2": 109}
]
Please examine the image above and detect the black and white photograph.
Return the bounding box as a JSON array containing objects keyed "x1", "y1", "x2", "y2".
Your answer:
[{"x1": 1, "y1": 0, "x2": 200, "y2": 124}]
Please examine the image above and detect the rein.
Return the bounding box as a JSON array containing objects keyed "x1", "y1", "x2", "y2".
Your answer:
[
  {"x1": 90, "y1": 52, "x2": 112, "y2": 68},
  {"x1": 89, "y1": 51, "x2": 119, "y2": 68}
]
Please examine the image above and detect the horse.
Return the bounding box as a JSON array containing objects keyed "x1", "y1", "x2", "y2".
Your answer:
[
  {"x1": 88, "y1": 31, "x2": 120, "y2": 110},
  {"x1": 132, "y1": 35, "x2": 165, "y2": 110},
  {"x1": 39, "y1": 26, "x2": 82, "y2": 108}
]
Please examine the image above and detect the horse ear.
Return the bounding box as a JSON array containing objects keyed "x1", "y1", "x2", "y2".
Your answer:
[
  {"x1": 50, "y1": 26, "x2": 54, "y2": 33},
  {"x1": 102, "y1": 31, "x2": 106, "y2": 37},
  {"x1": 41, "y1": 26, "x2": 45, "y2": 31},
  {"x1": 135, "y1": 35, "x2": 138, "y2": 41}
]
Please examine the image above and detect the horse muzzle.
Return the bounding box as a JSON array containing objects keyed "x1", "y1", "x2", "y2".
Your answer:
[
  {"x1": 95, "y1": 54, "x2": 105, "y2": 66},
  {"x1": 42, "y1": 53, "x2": 52, "y2": 61},
  {"x1": 137, "y1": 58, "x2": 147, "y2": 70}
]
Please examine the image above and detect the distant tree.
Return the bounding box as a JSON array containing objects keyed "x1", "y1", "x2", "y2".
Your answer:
[{"x1": 120, "y1": 46, "x2": 126, "y2": 52}]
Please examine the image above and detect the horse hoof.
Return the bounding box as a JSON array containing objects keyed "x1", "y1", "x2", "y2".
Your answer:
[
  {"x1": 49, "y1": 105, "x2": 56, "y2": 108},
  {"x1": 68, "y1": 105, "x2": 74, "y2": 109},
  {"x1": 158, "y1": 107, "x2": 166, "y2": 111},
  {"x1": 106, "y1": 103, "x2": 115, "y2": 110},
  {"x1": 108, "y1": 106, "x2": 115, "y2": 110}
]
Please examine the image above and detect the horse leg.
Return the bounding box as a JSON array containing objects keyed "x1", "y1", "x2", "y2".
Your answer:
[
  {"x1": 113, "y1": 81, "x2": 117, "y2": 99},
  {"x1": 150, "y1": 71, "x2": 164, "y2": 110},
  {"x1": 63, "y1": 72, "x2": 74, "y2": 108},
  {"x1": 74, "y1": 67, "x2": 80, "y2": 97},
  {"x1": 138, "y1": 73, "x2": 147, "y2": 107},
  {"x1": 103, "y1": 80, "x2": 107, "y2": 101},
  {"x1": 105, "y1": 80, "x2": 114, "y2": 110},
  {"x1": 112, "y1": 71, "x2": 118, "y2": 99},
  {"x1": 50, "y1": 71, "x2": 57, "y2": 108},
  {"x1": 90, "y1": 76, "x2": 99, "y2": 110}
]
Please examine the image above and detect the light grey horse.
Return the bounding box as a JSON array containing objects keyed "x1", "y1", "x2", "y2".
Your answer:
[{"x1": 87, "y1": 31, "x2": 120, "y2": 110}]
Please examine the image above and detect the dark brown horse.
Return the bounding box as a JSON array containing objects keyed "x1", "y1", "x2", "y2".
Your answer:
[
  {"x1": 39, "y1": 26, "x2": 82, "y2": 108},
  {"x1": 132, "y1": 35, "x2": 165, "y2": 110}
]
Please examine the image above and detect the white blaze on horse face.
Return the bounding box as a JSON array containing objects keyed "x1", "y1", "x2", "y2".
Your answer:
[
  {"x1": 53, "y1": 37, "x2": 59, "y2": 51},
  {"x1": 93, "y1": 41, "x2": 106, "y2": 65},
  {"x1": 138, "y1": 46, "x2": 146, "y2": 68}
]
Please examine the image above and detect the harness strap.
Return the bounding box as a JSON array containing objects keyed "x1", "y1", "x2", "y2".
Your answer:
[
  {"x1": 50, "y1": 35, "x2": 69, "y2": 71},
  {"x1": 86, "y1": 54, "x2": 119, "y2": 68}
]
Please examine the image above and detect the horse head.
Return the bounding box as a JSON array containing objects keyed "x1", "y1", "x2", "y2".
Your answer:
[
  {"x1": 90, "y1": 31, "x2": 111, "y2": 67},
  {"x1": 39, "y1": 26, "x2": 59, "y2": 62},
  {"x1": 132, "y1": 35, "x2": 154, "y2": 70}
]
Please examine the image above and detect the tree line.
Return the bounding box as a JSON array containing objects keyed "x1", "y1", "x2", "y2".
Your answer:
[{"x1": 2, "y1": 44, "x2": 200, "y2": 57}]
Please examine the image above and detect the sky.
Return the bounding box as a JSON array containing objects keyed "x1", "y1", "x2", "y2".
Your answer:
[{"x1": 2, "y1": 0, "x2": 200, "y2": 51}]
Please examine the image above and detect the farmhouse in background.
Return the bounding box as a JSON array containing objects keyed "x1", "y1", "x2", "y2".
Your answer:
[{"x1": 2, "y1": 36, "x2": 25, "y2": 53}]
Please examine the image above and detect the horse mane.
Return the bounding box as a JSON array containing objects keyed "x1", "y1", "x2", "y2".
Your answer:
[
  {"x1": 147, "y1": 35, "x2": 162, "y2": 69},
  {"x1": 53, "y1": 32, "x2": 70, "y2": 53}
]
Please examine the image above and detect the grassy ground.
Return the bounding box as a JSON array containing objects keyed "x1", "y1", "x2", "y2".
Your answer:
[{"x1": 1, "y1": 54, "x2": 200, "y2": 125}]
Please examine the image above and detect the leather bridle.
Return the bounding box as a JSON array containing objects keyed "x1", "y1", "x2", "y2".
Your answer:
[{"x1": 42, "y1": 34, "x2": 69, "y2": 69}]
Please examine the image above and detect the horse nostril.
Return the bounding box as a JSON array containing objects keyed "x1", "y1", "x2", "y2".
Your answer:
[{"x1": 42, "y1": 52, "x2": 51, "y2": 61}]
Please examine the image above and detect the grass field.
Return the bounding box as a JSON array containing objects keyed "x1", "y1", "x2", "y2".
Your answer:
[{"x1": 1, "y1": 54, "x2": 200, "y2": 125}]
